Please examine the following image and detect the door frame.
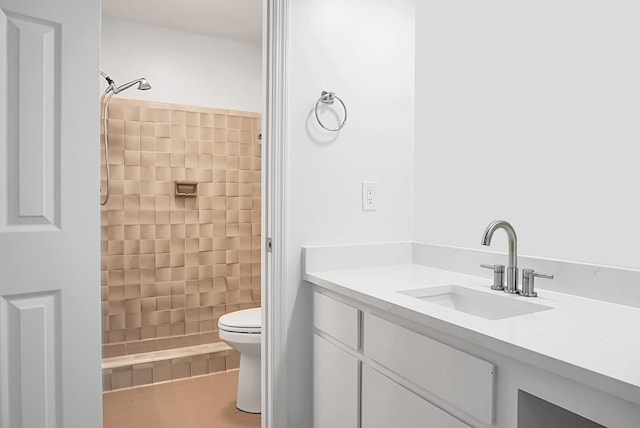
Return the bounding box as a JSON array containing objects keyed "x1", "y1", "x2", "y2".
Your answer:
[
  {"x1": 95, "y1": 0, "x2": 290, "y2": 424},
  {"x1": 262, "y1": 0, "x2": 288, "y2": 427}
]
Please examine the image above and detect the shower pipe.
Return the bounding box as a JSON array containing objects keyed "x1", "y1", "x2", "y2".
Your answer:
[{"x1": 100, "y1": 72, "x2": 151, "y2": 205}]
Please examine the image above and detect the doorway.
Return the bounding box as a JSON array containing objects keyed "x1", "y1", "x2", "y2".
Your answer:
[{"x1": 99, "y1": 1, "x2": 267, "y2": 426}]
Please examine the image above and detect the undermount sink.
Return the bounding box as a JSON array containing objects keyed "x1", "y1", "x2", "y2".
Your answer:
[{"x1": 399, "y1": 285, "x2": 552, "y2": 320}]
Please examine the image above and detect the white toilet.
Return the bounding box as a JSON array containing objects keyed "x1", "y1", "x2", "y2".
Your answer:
[{"x1": 218, "y1": 307, "x2": 262, "y2": 413}]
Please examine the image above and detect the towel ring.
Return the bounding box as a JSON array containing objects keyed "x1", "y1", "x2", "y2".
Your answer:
[{"x1": 315, "y1": 90, "x2": 347, "y2": 131}]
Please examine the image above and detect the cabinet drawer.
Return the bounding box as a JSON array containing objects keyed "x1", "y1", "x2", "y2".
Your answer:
[
  {"x1": 314, "y1": 292, "x2": 359, "y2": 349},
  {"x1": 364, "y1": 313, "x2": 494, "y2": 425},
  {"x1": 362, "y1": 365, "x2": 470, "y2": 428}
]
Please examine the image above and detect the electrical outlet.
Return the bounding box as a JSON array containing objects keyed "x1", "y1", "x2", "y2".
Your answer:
[{"x1": 362, "y1": 181, "x2": 377, "y2": 211}]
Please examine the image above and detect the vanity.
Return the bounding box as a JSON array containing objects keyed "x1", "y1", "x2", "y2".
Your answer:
[{"x1": 304, "y1": 242, "x2": 640, "y2": 428}]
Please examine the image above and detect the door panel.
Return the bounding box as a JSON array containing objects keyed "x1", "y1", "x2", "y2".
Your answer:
[
  {"x1": 0, "y1": 0, "x2": 101, "y2": 427},
  {"x1": 3, "y1": 292, "x2": 60, "y2": 428},
  {"x1": 1, "y1": 10, "x2": 60, "y2": 230}
]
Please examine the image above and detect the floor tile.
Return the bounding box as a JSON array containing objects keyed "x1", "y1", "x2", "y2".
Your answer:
[{"x1": 103, "y1": 370, "x2": 261, "y2": 428}]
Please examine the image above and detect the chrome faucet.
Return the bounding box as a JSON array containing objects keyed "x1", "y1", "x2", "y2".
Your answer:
[{"x1": 481, "y1": 220, "x2": 519, "y2": 294}]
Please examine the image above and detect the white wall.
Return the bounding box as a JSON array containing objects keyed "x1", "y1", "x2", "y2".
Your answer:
[
  {"x1": 414, "y1": 0, "x2": 640, "y2": 269},
  {"x1": 285, "y1": 0, "x2": 415, "y2": 425},
  {"x1": 101, "y1": 17, "x2": 262, "y2": 112}
]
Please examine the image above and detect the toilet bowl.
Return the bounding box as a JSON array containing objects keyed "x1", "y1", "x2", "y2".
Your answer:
[{"x1": 218, "y1": 307, "x2": 261, "y2": 413}]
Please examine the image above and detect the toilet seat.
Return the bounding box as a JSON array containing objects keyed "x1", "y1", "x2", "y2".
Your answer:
[{"x1": 218, "y1": 307, "x2": 261, "y2": 334}]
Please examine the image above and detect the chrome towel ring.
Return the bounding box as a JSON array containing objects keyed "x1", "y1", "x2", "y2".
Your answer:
[{"x1": 315, "y1": 90, "x2": 347, "y2": 131}]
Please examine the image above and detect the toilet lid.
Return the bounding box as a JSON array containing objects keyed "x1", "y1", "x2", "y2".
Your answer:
[{"x1": 218, "y1": 308, "x2": 261, "y2": 333}]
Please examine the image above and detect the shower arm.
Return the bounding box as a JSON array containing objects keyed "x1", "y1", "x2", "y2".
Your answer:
[{"x1": 103, "y1": 77, "x2": 151, "y2": 95}]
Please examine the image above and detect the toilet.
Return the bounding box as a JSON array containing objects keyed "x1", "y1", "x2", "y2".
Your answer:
[{"x1": 218, "y1": 307, "x2": 261, "y2": 413}]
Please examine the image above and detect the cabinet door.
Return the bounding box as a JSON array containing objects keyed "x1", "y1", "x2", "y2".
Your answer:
[
  {"x1": 364, "y1": 313, "x2": 494, "y2": 424},
  {"x1": 362, "y1": 365, "x2": 470, "y2": 428},
  {"x1": 314, "y1": 334, "x2": 359, "y2": 428}
]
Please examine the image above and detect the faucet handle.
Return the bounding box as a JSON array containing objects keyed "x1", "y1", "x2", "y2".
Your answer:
[
  {"x1": 521, "y1": 269, "x2": 554, "y2": 297},
  {"x1": 480, "y1": 264, "x2": 505, "y2": 291}
]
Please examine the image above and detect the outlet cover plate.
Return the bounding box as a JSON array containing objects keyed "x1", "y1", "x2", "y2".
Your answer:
[{"x1": 362, "y1": 181, "x2": 377, "y2": 211}]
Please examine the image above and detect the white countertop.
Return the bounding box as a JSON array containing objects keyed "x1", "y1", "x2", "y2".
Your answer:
[{"x1": 305, "y1": 262, "x2": 640, "y2": 405}]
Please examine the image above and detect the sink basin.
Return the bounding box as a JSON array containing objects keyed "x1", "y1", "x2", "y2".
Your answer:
[{"x1": 399, "y1": 285, "x2": 552, "y2": 320}]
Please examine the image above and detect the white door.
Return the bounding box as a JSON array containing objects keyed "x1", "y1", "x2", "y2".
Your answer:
[{"x1": 0, "y1": 0, "x2": 102, "y2": 427}]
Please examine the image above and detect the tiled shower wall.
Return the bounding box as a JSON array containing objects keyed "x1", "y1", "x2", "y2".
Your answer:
[{"x1": 101, "y1": 97, "x2": 261, "y2": 347}]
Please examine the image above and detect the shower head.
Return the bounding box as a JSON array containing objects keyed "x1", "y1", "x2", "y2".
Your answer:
[
  {"x1": 137, "y1": 78, "x2": 151, "y2": 91},
  {"x1": 101, "y1": 71, "x2": 152, "y2": 95}
]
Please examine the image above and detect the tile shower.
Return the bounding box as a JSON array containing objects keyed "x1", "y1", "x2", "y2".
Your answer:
[{"x1": 100, "y1": 98, "x2": 261, "y2": 390}]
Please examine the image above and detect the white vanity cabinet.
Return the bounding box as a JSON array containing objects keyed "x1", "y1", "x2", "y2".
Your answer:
[
  {"x1": 313, "y1": 291, "x2": 490, "y2": 428},
  {"x1": 306, "y1": 244, "x2": 640, "y2": 428}
]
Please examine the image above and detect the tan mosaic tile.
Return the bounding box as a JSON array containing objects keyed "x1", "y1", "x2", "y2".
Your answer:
[{"x1": 101, "y1": 98, "x2": 261, "y2": 347}]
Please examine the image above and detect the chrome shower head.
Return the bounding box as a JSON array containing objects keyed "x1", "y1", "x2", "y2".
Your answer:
[
  {"x1": 101, "y1": 71, "x2": 152, "y2": 95},
  {"x1": 137, "y1": 78, "x2": 151, "y2": 91}
]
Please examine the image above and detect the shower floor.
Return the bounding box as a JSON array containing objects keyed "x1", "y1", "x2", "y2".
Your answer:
[{"x1": 103, "y1": 370, "x2": 261, "y2": 428}]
